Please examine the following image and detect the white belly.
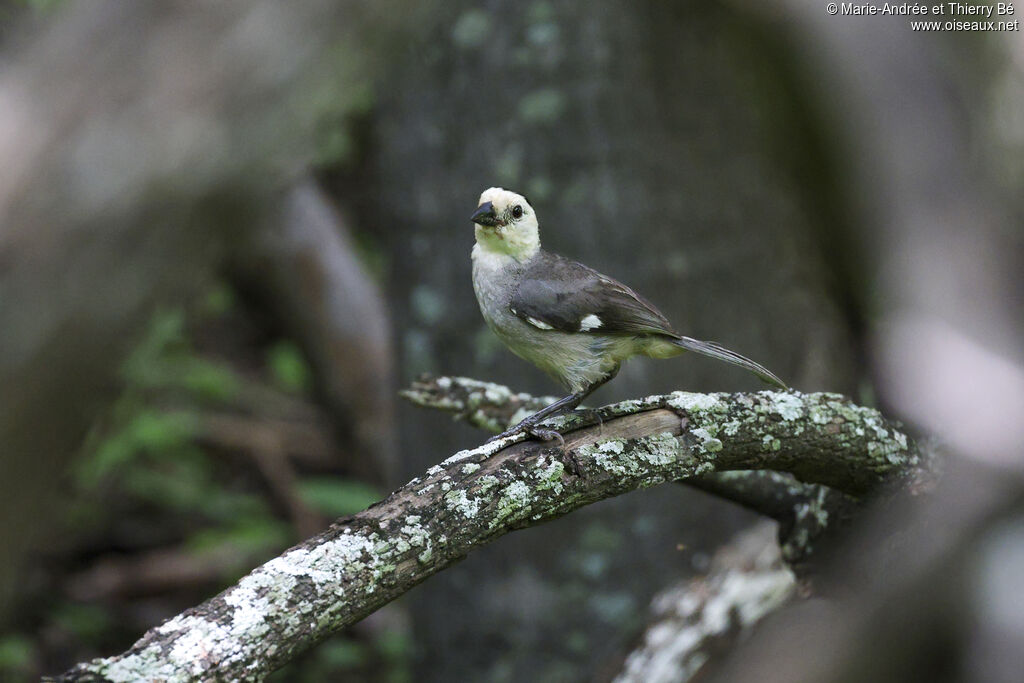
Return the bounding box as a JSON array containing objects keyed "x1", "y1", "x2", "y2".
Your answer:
[{"x1": 471, "y1": 247, "x2": 622, "y2": 392}]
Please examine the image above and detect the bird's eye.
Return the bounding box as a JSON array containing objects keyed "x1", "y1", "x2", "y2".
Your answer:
[{"x1": 512, "y1": 205, "x2": 523, "y2": 219}]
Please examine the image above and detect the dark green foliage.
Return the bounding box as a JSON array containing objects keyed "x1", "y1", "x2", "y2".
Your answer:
[
  {"x1": 17, "y1": 281, "x2": 389, "y2": 679},
  {"x1": 297, "y1": 477, "x2": 382, "y2": 518},
  {"x1": 0, "y1": 634, "x2": 34, "y2": 683},
  {"x1": 268, "y1": 627, "x2": 414, "y2": 683},
  {"x1": 267, "y1": 341, "x2": 314, "y2": 394}
]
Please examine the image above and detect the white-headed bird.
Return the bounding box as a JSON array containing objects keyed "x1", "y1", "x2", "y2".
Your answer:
[{"x1": 470, "y1": 187, "x2": 786, "y2": 442}]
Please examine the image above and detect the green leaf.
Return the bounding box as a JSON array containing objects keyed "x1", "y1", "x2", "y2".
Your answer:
[
  {"x1": 374, "y1": 629, "x2": 412, "y2": 663},
  {"x1": 200, "y1": 281, "x2": 235, "y2": 317},
  {"x1": 179, "y1": 359, "x2": 241, "y2": 401},
  {"x1": 317, "y1": 638, "x2": 369, "y2": 669},
  {"x1": 129, "y1": 410, "x2": 196, "y2": 454},
  {"x1": 120, "y1": 307, "x2": 242, "y2": 401},
  {"x1": 75, "y1": 410, "x2": 198, "y2": 487},
  {"x1": 123, "y1": 309, "x2": 187, "y2": 384},
  {"x1": 50, "y1": 603, "x2": 113, "y2": 643},
  {"x1": 297, "y1": 478, "x2": 381, "y2": 517},
  {"x1": 187, "y1": 517, "x2": 290, "y2": 560},
  {"x1": 120, "y1": 451, "x2": 213, "y2": 511},
  {"x1": 197, "y1": 490, "x2": 273, "y2": 523},
  {"x1": 266, "y1": 341, "x2": 312, "y2": 394},
  {"x1": 0, "y1": 634, "x2": 34, "y2": 672}
]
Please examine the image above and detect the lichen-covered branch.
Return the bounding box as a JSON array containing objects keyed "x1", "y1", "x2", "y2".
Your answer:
[
  {"x1": 402, "y1": 376, "x2": 874, "y2": 577},
  {"x1": 405, "y1": 377, "x2": 886, "y2": 496},
  {"x1": 615, "y1": 522, "x2": 796, "y2": 683},
  {"x1": 399, "y1": 374, "x2": 561, "y2": 433},
  {"x1": 58, "y1": 382, "x2": 918, "y2": 681},
  {"x1": 401, "y1": 376, "x2": 884, "y2": 574},
  {"x1": 401, "y1": 375, "x2": 920, "y2": 496}
]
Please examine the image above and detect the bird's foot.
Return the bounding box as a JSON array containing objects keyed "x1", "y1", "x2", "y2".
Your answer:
[
  {"x1": 488, "y1": 419, "x2": 580, "y2": 475},
  {"x1": 526, "y1": 425, "x2": 565, "y2": 448}
]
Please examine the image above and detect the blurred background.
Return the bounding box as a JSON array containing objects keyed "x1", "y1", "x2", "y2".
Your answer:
[{"x1": 0, "y1": 0, "x2": 1021, "y2": 681}]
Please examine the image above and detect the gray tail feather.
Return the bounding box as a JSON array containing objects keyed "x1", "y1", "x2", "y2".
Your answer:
[{"x1": 673, "y1": 336, "x2": 787, "y2": 389}]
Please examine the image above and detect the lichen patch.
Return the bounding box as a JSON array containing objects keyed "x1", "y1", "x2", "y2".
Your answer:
[
  {"x1": 444, "y1": 489, "x2": 481, "y2": 518},
  {"x1": 668, "y1": 392, "x2": 724, "y2": 414},
  {"x1": 768, "y1": 392, "x2": 803, "y2": 421}
]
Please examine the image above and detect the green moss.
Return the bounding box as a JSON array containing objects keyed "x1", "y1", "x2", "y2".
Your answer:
[{"x1": 489, "y1": 480, "x2": 534, "y2": 529}]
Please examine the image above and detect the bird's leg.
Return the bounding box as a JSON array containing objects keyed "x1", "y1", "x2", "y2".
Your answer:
[
  {"x1": 487, "y1": 390, "x2": 586, "y2": 444},
  {"x1": 570, "y1": 365, "x2": 618, "y2": 434},
  {"x1": 487, "y1": 367, "x2": 619, "y2": 445}
]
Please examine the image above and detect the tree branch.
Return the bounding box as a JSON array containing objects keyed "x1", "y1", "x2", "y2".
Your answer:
[
  {"x1": 402, "y1": 375, "x2": 873, "y2": 573},
  {"x1": 57, "y1": 381, "x2": 919, "y2": 681},
  {"x1": 615, "y1": 521, "x2": 796, "y2": 683},
  {"x1": 402, "y1": 375, "x2": 875, "y2": 490}
]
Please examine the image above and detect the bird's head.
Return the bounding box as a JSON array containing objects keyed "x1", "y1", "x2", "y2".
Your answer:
[{"x1": 470, "y1": 187, "x2": 540, "y2": 260}]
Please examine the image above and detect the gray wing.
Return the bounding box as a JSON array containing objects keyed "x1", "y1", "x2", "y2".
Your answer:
[{"x1": 510, "y1": 252, "x2": 677, "y2": 337}]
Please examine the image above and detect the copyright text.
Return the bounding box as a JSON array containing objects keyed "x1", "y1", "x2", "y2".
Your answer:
[{"x1": 825, "y1": 2, "x2": 1019, "y2": 30}]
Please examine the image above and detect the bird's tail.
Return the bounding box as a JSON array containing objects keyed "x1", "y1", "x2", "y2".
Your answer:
[{"x1": 671, "y1": 336, "x2": 787, "y2": 389}]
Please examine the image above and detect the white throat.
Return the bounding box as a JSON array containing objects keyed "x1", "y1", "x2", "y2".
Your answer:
[{"x1": 473, "y1": 224, "x2": 540, "y2": 262}]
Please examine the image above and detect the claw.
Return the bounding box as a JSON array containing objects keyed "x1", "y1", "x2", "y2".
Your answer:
[{"x1": 527, "y1": 426, "x2": 565, "y2": 448}]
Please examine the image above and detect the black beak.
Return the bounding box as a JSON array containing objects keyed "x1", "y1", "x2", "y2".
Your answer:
[{"x1": 470, "y1": 201, "x2": 499, "y2": 227}]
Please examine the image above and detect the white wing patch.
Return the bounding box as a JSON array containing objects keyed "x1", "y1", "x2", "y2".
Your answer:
[
  {"x1": 579, "y1": 314, "x2": 602, "y2": 331},
  {"x1": 526, "y1": 316, "x2": 555, "y2": 330}
]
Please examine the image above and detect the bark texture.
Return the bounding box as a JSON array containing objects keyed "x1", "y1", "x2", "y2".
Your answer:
[{"x1": 57, "y1": 385, "x2": 918, "y2": 681}]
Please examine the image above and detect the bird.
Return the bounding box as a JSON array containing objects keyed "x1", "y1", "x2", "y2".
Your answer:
[{"x1": 470, "y1": 187, "x2": 786, "y2": 443}]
